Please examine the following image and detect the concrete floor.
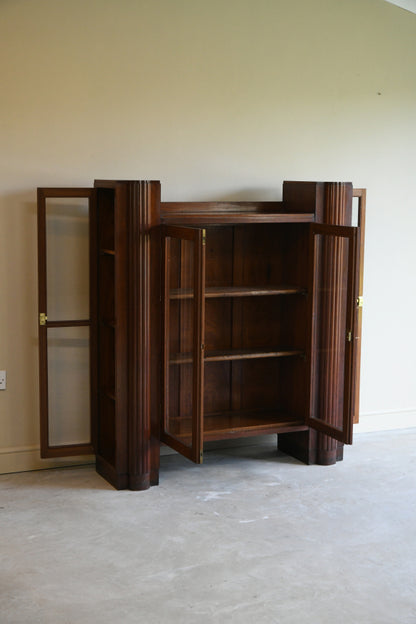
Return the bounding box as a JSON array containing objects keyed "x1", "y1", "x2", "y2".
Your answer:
[{"x1": 1, "y1": 429, "x2": 416, "y2": 624}]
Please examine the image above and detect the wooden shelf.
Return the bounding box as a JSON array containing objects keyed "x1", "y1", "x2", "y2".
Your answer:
[
  {"x1": 161, "y1": 211, "x2": 315, "y2": 225},
  {"x1": 203, "y1": 410, "x2": 308, "y2": 440},
  {"x1": 170, "y1": 347, "x2": 304, "y2": 365},
  {"x1": 169, "y1": 285, "x2": 307, "y2": 300},
  {"x1": 166, "y1": 410, "x2": 308, "y2": 442}
]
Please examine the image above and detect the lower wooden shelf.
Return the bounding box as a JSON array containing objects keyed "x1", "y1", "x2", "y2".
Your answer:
[
  {"x1": 165, "y1": 409, "x2": 308, "y2": 444},
  {"x1": 203, "y1": 410, "x2": 308, "y2": 440}
]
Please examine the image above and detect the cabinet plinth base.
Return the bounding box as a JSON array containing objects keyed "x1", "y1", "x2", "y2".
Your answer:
[
  {"x1": 96, "y1": 457, "x2": 152, "y2": 490},
  {"x1": 129, "y1": 473, "x2": 151, "y2": 491},
  {"x1": 278, "y1": 429, "x2": 317, "y2": 465},
  {"x1": 336, "y1": 442, "x2": 344, "y2": 462},
  {"x1": 150, "y1": 471, "x2": 160, "y2": 487},
  {"x1": 316, "y1": 448, "x2": 337, "y2": 465},
  {"x1": 96, "y1": 456, "x2": 128, "y2": 490},
  {"x1": 278, "y1": 430, "x2": 345, "y2": 466}
]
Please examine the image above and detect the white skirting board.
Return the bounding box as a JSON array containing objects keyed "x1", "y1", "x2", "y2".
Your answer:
[
  {"x1": 353, "y1": 409, "x2": 416, "y2": 433},
  {"x1": 1, "y1": 409, "x2": 415, "y2": 474},
  {"x1": 0, "y1": 445, "x2": 94, "y2": 475}
]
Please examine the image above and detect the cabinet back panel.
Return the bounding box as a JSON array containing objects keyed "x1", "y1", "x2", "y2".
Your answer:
[
  {"x1": 205, "y1": 299, "x2": 233, "y2": 351},
  {"x1": 205, "y1": 297, "x2": 307, "y2": 352},
  {"x1": 278, "y1": 296, "x2": 308, "y2": 350},
  {"x1": 204, "y1": 224, "x2": 309, "y2": 290},
  {"x1": 205, "y1": 227, "x2": 234, "y2": 287},
  {"x1": 204, "y1": 361, "x2": 232, "y2": 414},
  {"x1": 202, "y1": 358, "x2": 306, "y2": 417},
  {"x1": 277, "y1": 357, "x2": 308, "y2": 419},
  {"x1": 233, "y1": 224, "x2": 309, "y2": 288},
  {"x1": 238, "y1": 359, "x2": 281, "y2": 409}
]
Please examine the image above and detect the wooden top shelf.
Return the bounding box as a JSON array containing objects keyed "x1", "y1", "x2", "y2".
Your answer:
[
  {"x1": 161, "y1": 201, "x2": 315, "y2": 225},
  {"x1": 170, "y1": 347, "x2": 304, "y2": 365},
  {"x1": 161, "y1": 212, "x2": 315, "y2": 225},
  {"x1": 169, "y1": 285, "x2": 307, "y2": 299}
]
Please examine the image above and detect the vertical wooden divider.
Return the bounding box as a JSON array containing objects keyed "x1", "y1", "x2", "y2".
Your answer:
[{"x1": 128, "y1": 180, "x2": 162, "y2": 489}]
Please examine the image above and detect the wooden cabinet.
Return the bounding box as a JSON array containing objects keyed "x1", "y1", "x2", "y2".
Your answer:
[{"x1": 37, "y1": 180, "x2": 365, "y2": 490}]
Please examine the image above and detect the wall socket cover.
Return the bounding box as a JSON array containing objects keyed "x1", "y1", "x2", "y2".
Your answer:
[{"x1": 0, "y1": 370, "x2": 6, "y2": 390}]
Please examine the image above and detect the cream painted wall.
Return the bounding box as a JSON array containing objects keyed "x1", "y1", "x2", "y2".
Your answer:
[{"x1": 1, "y1": 0, "x2": 415, "y2": 473}]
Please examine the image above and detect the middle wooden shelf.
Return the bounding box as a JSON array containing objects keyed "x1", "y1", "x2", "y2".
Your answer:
[
  {"x1": 169, "y1": 285, "x2": 307, "y2": 299},
  {"x1": 170, "y1": 347, "x2": 305, "y2": 365}
]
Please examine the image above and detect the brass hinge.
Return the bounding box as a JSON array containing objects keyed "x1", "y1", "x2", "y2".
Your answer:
[
  {"x1": 202, "y1": 229, "x2": 206, "y2": 245},
  {"x1": 39, "y1": 313, "x2": 47, "y2": 326},
  {"x1": 347, "y1": 331, "x2": 352, "y2": 342},
  {"x1": 200, "y1": 451, "x2": 203, "y2": 463},
  {"x1": 357, "y1": 296, "x2": 364, "y2": 308}
]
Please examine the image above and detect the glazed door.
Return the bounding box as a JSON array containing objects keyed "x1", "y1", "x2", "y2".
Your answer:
[
  {"x1": 37, "y1": 188, "x2": 96, "y2": 458},
  {"x1": 161, "y1": 225, "x2": 205, "y2": 463},
  {"x1": 307, "y1": 224, "x2": 358, "y2": 444}
]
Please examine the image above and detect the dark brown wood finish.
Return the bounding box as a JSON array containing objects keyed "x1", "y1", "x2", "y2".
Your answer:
[
  {"x1": 307, "y1": 223, "x2": 358, "y2": 444},
  {"x1": 161, "y1": 225, "x2": 205, "y2": 463},
  {"x1": 94, "y1": 180, "x2": 161, "y2": 490},
  {"x1": 95, "y1": 184, "x2": 128, "y2": 487},
  {"x1": 161, "y1": 211, "x2": 315, "y2": 225},
  {"x1": 38, "y1": 179, "x2": 365, "y2": 489},
  {"x1": 316, "y1": 182, "x2": 354, "y2": 463},
  {"x1": 127, "y1": 181, "x2": 162, "y2": 489},
  {"x1": 278, "y1": 181, "x2": 361, "y2": 465}
]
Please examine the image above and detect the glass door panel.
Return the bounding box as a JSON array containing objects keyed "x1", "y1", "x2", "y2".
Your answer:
[
  {"x1": 38, "y1": 188, "x2": 96, "y2": 458},
  {"x1": 45, "y1": 197, "x2": 90, "y2": 321},
  {"x1": 308, "y1": 224, "x2": 357, "y2": 444},
  {"x1": 47, "y1": 326, "x2": 90, "y2": 446},
  {"x1": 161, "y1": 226, "x2": 205, "y2": 463}
]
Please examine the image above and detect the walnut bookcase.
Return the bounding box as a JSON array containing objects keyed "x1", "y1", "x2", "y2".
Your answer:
[{"x1": 37, "y1": 180, "x2": 365, "y2": 490}]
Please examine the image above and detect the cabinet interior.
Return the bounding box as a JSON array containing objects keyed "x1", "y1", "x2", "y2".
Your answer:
[{"x1": 164, "y1": 223, "x2": 311, "y2": 446}]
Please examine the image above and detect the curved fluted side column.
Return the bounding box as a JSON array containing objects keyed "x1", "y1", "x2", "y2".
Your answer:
[{"x1": 128, "y1": 181, "x2": 161, "y2": 489}]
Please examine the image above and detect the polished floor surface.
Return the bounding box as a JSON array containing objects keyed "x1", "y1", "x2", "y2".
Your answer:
[{"x1": 1, "y1": 429, "x2": 416, "y2": 623}]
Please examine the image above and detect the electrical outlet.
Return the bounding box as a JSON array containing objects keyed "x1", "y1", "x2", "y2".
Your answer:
[{"x1": 0, "y1": 370, "x2": 6, "y2": 390}]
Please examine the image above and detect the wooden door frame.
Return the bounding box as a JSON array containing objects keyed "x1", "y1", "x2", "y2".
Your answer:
[
  {"x1": 160, "y1": 225, "x2": 205, "y2": 463},
  {"x1": 307, "y1": 223, "x2": 358, "y2": 445},
  {"x1": 37, "y1": 187, "x2": 97, "y2": 458},
  {"x1": 352, "y1": 188, "x2": 366, "y2": 423}
]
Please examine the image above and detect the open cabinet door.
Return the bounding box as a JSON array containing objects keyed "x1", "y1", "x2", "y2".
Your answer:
[
  {"x1": 352, "y1": 189, "x2": 366, "y2": 423},
  {"x1": 161, "y1": 225, "x2": 205, "y2": 463},
  {"x1": 37, "y1": 188, "x2": 96, "y2": 458},
  {"x1": 307, "y1": 223, "x2": 358, "y2": 445}
]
